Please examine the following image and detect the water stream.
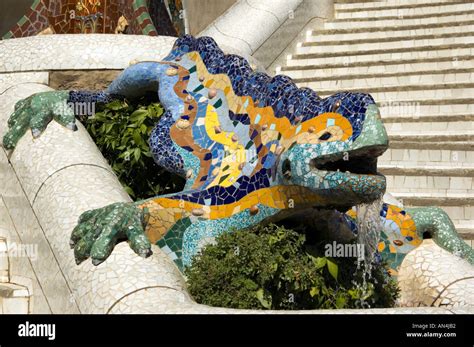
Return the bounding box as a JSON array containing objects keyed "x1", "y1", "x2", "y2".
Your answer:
[{"x1": 352, "y1": 196, "x2": 384, "y2": 308}]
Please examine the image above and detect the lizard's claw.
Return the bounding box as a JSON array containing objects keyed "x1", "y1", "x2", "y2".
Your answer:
[
  {"x1": 3, "y1": 91, "x2": 76, "y2": 150},
  {"x1": 70, "y1": 202, "x2": 152, "y2": 266}
]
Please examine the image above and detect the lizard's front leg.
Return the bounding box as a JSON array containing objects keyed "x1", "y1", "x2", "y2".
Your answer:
[
  {"x1": 2, "y1": 61, "x2": 165, "y2": 150},
  {"x1": 70, "y1": 190, "x2": 282, "y2": 270}
]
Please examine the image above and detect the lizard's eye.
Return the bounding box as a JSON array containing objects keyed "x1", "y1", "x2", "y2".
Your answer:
[{"x1": 319, "y1": 132, "x2": 332, "y2": 141}]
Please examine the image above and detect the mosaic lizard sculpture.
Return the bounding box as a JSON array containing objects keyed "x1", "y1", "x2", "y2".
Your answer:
[{"x1": 3, "y1": 35, "x2": 474, "y2": 275}]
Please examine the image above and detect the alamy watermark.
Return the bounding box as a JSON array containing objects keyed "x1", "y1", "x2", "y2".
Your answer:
[
  {"x1": 324, "y1": 241, "x2": 365, "y2": 261},
  {"x1": 18, "y1": 321, "x2": 55, "y2": 340},
  {"x1": 378, "y1": 100, "x2": 421, "y2": 119},
  {"x1": 52, "y1": 100, "x2": 96, "y2": 117},
  {"x1": 1, "y1": 241, "x2": 38, "y2": 261}
]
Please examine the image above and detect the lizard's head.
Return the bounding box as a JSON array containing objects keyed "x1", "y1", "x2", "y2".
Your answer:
[{"x1": 278, "y1": 92, "x2": 388, "y2": 210}]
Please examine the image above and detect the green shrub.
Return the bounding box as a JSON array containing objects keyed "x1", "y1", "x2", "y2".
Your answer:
[
  {"x1": 185, "y1": 224, "x2": 399, "y2": 310},
  {"x1": 83, "y1": 98, "x2": 185, "y2": 200}
]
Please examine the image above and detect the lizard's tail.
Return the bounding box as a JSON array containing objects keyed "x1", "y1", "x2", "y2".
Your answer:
[{"x1": 407, "y1": 206, "x2": 474, "y2": 265}]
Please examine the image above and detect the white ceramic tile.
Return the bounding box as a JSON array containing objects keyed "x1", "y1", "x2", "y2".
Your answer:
[
  {"x1": 200, "y1": 0, "x2": 302, "y2": 55},
  {"x1": 0, "y1": 35, "x2": 176, "y2": 73},
  {"x1": 398, "y1": 240, "x2": 474, "y2": 307},
  {"x1": 0, "y1": 72, "x2": 48, "y2": 93}
]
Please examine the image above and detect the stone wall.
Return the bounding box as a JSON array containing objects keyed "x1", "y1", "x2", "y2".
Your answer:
[
  {"x1": 184, "y1": 0, "x2": 236, "y2": 35},
  {"x1": 1, "y1": 0, "x2": 168, "y2": 39},
  {"x1": 0, "y1": 0, "x2": 33, "y2": 37}
]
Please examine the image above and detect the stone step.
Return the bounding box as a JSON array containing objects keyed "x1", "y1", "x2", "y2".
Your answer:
[
  {"x1": 389, "y1": 140, "x2": 474, "y2": 151},
  {"x1": 307, "y1": 20, "x2": 474, "y2": 43},
  {"x1": 387, "y1": 131, "x2": 474, "y2": 142},
  {"x1": 0, "y1": 238, "x2": 8, "y2": 282},
  {"x1": 381, "y1": 113, "x2": 474, "y2": 124},
  {"x1": 452, "y1": 223, "x2": 474, "y2": 240},
  {"x1": 312, "y1": 84, "x2": 474, "y2": 102},
  {"x1": 282, "y1": 57, "x2": 474, "y2": 81},
  {"x1": 314, "y1": 19, "x2": 474, "y2": 43},
  {"x1": 325, "y1": 10, "x2": 474, "y2": 30},
  {"x1": 284, "y1": 55, "x2": 472, "y2": 73},
  {"x1": 334, "y1": 0, "x2": 381, "y2": 4},
  {"x1": 293, "y1": 69, "x2": 474, "y2": 91},
  {"x1": 390, "y1": 192, "x2": 474, "y2": 206},
  {"x1": 0, "y1": 283, "x2": 30, "y2": 314},
  {"x1": 293, "y1": 42, "x2": 474, "y2": 61},
  {"x1": 297, "y1": 1, "x2": 474, "y2": 245},
  {"x1": 287, "y1": 44, "x2": 473, "y2": 67},
  {"x1": 380, "y1": 164, "x2": 474, "y2": 177},
  {"x1": 324, "y1": 92, "x2": 474, "y2": 108},
  {"x1": 385, "y1": 176, "x2": 473, "y2": 196},
  {"x1": 334, "y1": 0, "x2": 464, "y2": 11},
  {"x1": 336, "y1": 2, "x2": 474, "y2": 19},
  {"x1": 457, "y1": 232, "x2": 473, "y2": 244},
  {"x1": 379, "y1": 148, "x2": 474, "y2": 168},
  {"x1": 376, "y1": 99, "x2": 474, "y2": 119},
  {"x1": 297, "y1": 34, "x2": 474, "y2": 55},
  {"x1": 0, "y1": 235, "x2": 31, "y2": 314},
  {"x1": 385, "y1": 120, "x2": 474, "y2": 133}
]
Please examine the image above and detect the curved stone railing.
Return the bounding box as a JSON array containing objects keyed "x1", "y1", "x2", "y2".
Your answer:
[
  {"x1": 0, "y1": 34, "x2": 471, "y2": 313},
  {"x1": 0, "y1": 35, "x2": 176, "y2": 73},
  {"x1": 199, "y1": 0, "x2": 303, "y2": 56},
  {"x1": 1, "y1": 83, "x2": 189, "y2": 314}
]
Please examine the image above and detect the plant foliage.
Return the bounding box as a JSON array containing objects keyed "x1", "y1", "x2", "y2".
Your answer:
[
  {"x1": 185, "y1": 224, "x2": 399, "y2": 310},
  {"x1": 83, "y1": 98, "x2": 184, "y2": 200}
]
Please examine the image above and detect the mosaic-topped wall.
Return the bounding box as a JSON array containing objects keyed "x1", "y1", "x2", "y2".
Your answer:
[
  {"x1": 148, "y1": 0, "x2": 185, "y2": 37},
  {"x1": 2, "y1": 0, "x2": 184, "y2": 39}
]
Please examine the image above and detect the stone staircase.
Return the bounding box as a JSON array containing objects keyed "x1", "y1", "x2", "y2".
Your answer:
[
  {"x1": 280, "y1": 0, "x2": 474, "y2": 245},
  {"x1": 0, "y1": 237, "x2": 30, "y2": 313},
  {"x1": 0, "y1": 151, "x2": 35, "y2": 314}
]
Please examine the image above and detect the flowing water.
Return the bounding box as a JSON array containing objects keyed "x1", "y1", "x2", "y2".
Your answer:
[{"x1": 352, "y1": 196, "x2": 384, "y2": 308}]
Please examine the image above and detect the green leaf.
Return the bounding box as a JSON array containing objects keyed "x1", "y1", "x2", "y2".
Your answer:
[
  {"x1": 347, "y1": 289, "x2": 359, "y2": 299},
  {"x1": 107, "y1": 100, "x2": 126, "y2": 111},
  {"x1": 105, "y1": 123, "x2": 114, "y2": 134},
  {"x1": 310, "y1": 287, "x2": 319, "y2": 297},
  {"x1": 83, "y1": 97, "x2": 185, "y2": 202},
  {"x1": 130, "y1": 109, "x2": 148, "y2": 122},
  {"x1": 335, "y1": 294, "x2": 347, "y2": 308},
  {"x1": 309, "y1": 255, "x2": 327, "y2": 270},
  {"x1": 133, "y1": 148, "x2": 141, "y2": 162},
  {"x1": 150, "y1": 103, "x2": 164, "y2": 117},
  {"x1": 147, "y1": 105, "x2": 156, "y2": 118},
  {"x1": 361, "y1": 283, "x2": 374, "y2": 300},
  {"x1": 123, "y1": 185, "x2": 135, "y2": 198},
  {"x1": 133, "y1": 130, "x2": 143, "y2": 146},
  {"x1": 326, "y1": 259, "x2": 338, "y2": 281},
  {"x1": 243, "y1": 279, "x2": 257, "y2": 290},
  {"x1": 255, "y1": 288, "x2": 271, "y2": 309}
]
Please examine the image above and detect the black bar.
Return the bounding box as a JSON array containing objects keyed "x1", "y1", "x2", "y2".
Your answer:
[{"x1": 0, "y1": 314, "x2": 472, "y2": 345}]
